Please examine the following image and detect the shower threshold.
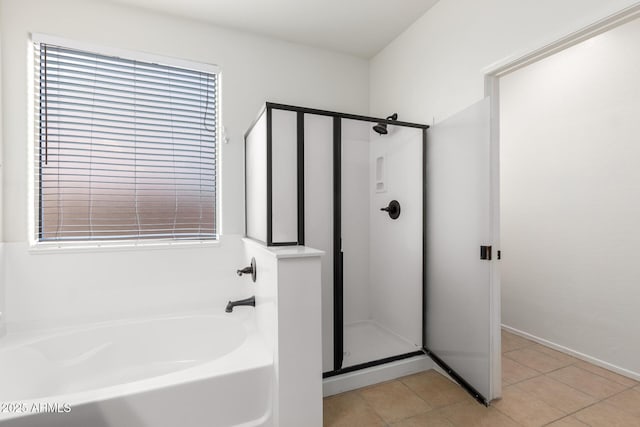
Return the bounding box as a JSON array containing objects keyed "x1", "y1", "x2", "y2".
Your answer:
[{"x1": 323, "y1": 320, "x2": 423, "y2": 378}]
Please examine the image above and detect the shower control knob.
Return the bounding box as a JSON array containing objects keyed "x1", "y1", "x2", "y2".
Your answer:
[
  {"x1": 380, "y1": 200, "x2": 401, "y2": 220},
  {"x1": 236, "y1": 257, "x2": 257, "y2": 282}
]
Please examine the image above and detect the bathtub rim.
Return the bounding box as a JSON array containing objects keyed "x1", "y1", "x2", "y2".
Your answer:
[{"x1": 0, "y1": 306, "x2": 255, "y2": 349}]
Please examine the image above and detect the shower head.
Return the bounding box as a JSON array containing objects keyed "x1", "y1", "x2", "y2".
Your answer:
[
  {"x1": 373, "y1": 123, "x2": 388, "y2": 135},
  {"x1": 373, "y1": 113, "x2": 398, "y2": 135}
]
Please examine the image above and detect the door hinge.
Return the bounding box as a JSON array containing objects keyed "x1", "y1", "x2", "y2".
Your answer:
[{"x1": 480, "y1": 245, "x2": 492, "y2": 260}]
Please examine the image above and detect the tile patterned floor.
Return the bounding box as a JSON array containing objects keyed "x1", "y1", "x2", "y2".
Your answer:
[{"x1": 324, "y1": 330, "x2": 640, "y2": 426}]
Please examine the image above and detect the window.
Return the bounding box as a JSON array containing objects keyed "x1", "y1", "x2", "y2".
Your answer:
[{"x1": 34, "y1": 41, "x2": 218, "y2": 242}]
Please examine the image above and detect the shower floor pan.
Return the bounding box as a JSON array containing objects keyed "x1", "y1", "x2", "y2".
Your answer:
[{"x1": 342, "y1": 320, "x2": 419, "y2": 368}]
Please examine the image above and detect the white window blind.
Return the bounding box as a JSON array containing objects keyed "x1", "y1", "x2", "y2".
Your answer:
[{"x1": 35, "y1": 42, "x2": 217, "y2": 242}]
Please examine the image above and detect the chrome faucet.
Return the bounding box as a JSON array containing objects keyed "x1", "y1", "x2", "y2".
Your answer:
[{"x1": 225, "y1": 296, "x2": 255, "y2": 313}]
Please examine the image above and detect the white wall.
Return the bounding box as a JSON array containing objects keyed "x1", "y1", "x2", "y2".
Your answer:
[
  {"x1": 277, "y1": 256, "x2": 323, "y2": 427},
  {"x1": 370, "y1": 0, "x2": 640, "y2": 377},
  {"x1": 243, "y1": 240, "x2": 323, "y2": 427},
  {"x1": 4, "y1": 238, "x2": 248, "y2": 328},
  {"x1": 500, "y1": 17, "x2": 640, "y2": 376},
  {"x1": 370, "y1": 0, "x2": 639, "y2": 123},
  {"x1": 0, "y1": 0, "x2": 368, "y2": 327}
]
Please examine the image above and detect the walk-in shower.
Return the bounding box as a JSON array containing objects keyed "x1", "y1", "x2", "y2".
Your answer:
[
  {"x1": 337, "y1": 117, "x2": 424, "y2": 373},
  {"x1": 244, "y1": 100, "x2": 500, "y2": 405},
  {"x1": 243, "y1": 103, "x2": 427, "y2": 377}
]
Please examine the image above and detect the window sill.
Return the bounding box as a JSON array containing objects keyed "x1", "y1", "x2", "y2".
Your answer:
[{"x1": 28, "y1": 239, "x2": 221, "y2": 255}]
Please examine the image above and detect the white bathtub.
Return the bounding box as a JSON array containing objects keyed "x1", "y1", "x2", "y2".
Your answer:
[{"x1": 0, "y1": 309, "x2": 273, "y2": 427}]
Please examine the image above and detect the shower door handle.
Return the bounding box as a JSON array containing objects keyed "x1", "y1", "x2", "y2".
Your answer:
[{"x1": 380, "y1": 200, "x2": 401, "y2": 219}]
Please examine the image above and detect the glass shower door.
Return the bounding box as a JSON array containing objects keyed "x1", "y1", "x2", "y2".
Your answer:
[{"x1": 425, "y1": 97, "x2": 496, "y2": 403}]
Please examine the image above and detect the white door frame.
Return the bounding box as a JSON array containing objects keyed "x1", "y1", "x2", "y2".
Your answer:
[{"x1": 482, "y1": 1, "x2": 640, "y2": 401}]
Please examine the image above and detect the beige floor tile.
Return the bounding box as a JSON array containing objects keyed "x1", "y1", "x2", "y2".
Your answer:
[
  {"x1": 504, "y1": 347, "x2": 573, "y2": 373},
  {"x1": 548, "y1": 365, "x2": 629, "y2": 399},
  {"x1": 502, "y1": 356, "x2": 540, "y2": 386},
  {"x1": 401, "y1": 370, "x2": 473, "y2": 408},
  {"x1": 435, "y1": 401, "x2": 519, "y2": 427},
  {"x1": 358, "y1": 380, "x2": 431, "y2": 423},
  {"x1": 605, "y1": 388, "x2": 640, "y2": 417},
  {"x1": 323, "y1": 391, "x2": 386, "y2": 427},
  {"x1": 516, "y1": 375, "x2": 597, "y2": 413},
  {"x1": 573, "y1": 360, "x2": 638, "y2": 387},
  {"x1": 502, "y1": 330, "x2": 535, "y2": 353},
  {"x1": 546, "y1": 415, "x2": 591, "y2": 426},
  {"x1": 324, "y1": 342, "x2": 639, "y2": 427},
  {"x1": 528, "y1": 344, "x2": 579, "y2": 364},
  {"x1": 492, "y1": 385, "x2": 565, "y2": 427},
  {"x1": 574, "y1": 401, "x2": 640, "y2": 427},
  {"x1": 391, "y1": 410, "x2": 455, "y2": 427}
]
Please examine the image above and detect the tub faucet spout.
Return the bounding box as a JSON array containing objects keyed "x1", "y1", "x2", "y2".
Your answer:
[{"x1": 225, "y1": 296, "x2": 255, "y2": 313}]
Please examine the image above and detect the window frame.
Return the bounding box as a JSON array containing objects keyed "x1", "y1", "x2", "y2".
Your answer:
[{"x1": 29, "y1": 33, "x2": 222, "y2": 251}]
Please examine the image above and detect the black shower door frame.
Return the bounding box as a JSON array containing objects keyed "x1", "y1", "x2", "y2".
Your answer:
[{"x1": 245, "y1": 102, "x2": 428, "y2": 370}]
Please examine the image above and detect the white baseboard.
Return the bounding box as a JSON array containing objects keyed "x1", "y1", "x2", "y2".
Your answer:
[
  {"x1": 502, "y1": 324, "x2": 640, "y2": 382},
  {"x1": 322, "y1": 355, "x2": 434, "y2": 397}
]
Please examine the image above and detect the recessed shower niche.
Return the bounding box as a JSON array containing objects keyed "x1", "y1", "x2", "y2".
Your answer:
[{"x1": 244, "y1": 101, "x2": 499, "y2": 404}]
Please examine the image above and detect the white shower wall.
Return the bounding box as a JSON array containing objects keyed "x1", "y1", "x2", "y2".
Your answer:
[
  {"x1": 368, "y1": 126, "x2": 423, "y2": 348},
  {"x1": 341, "y1": 120, "x2": 423, "y2": 346}
]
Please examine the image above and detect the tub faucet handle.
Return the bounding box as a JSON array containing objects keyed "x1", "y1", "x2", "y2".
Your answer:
[{"x1": 236, "y1": 257, "x2": 257, "y2": 282}]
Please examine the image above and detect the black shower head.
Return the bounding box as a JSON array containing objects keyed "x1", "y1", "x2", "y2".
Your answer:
[
  {"x1": 373, "y1": 123, "x2": 388, "y2": 135},
  {"x1": 373, "y1": 113, "x2": 398, "y2": 135}
]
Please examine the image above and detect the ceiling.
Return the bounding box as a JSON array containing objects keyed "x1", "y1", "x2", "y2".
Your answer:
[{"x1": 108, "y1": 0, "x2": 440, "y2": 58}]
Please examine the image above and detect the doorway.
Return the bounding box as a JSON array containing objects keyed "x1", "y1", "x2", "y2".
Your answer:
[{"x1": 486, "y1": 5, "x2": 640, "y2": 380}]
